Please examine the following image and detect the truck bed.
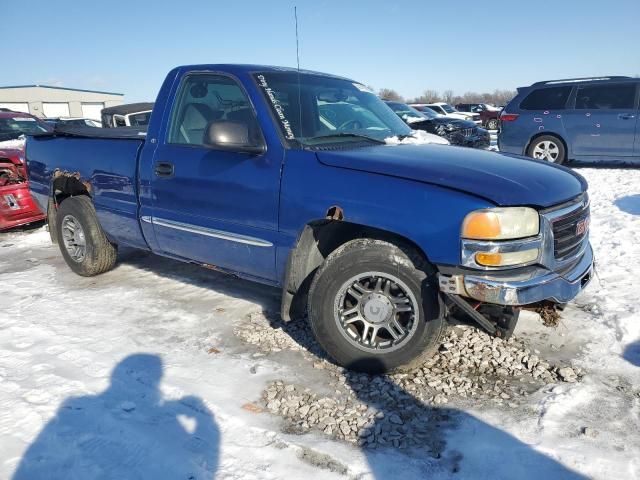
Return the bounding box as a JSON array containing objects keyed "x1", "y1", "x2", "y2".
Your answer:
[{"x1": 27, "y1": 131, "x2": 148, "y2": 249}]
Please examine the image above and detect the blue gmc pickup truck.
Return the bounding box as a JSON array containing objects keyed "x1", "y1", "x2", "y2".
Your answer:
[{"x1": 27, "y1": 64, "x2": 594, "y2": 373}]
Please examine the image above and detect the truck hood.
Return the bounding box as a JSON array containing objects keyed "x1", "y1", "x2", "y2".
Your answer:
[{"x1": 315, "y1": 145, "x2": 586, "y2": 208}]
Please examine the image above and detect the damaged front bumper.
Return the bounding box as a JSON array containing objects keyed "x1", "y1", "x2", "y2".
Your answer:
[
  {"x1": 448, "y1": 130, "x2": 490, "y2": 149},
  {"x1": 438, "y1": 244, "x2": 593, "y2": 306}
]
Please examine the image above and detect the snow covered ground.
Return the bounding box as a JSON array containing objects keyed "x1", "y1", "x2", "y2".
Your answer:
[
  {"x1": 0, "y1": 167, "x2": 639, "y2": 479},
  {"x1": 488, "y1": 129, "x2": 498, "y2": 150}
]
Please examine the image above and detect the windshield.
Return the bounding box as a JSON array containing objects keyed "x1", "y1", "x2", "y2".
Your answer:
[
  {"x1": 0, "y1": 116, "x2": 51, "y2": 141},
  {"x1": 440, "y1": 104, "x2": 456, "y2": 114},
  {"x1": 419, "y1": 106, "x2": 440, "y2": 117},
  {"x1": 386, "y1": 101, "x2": 437, "y2": 121},
  {"x1": 254, "y1": 72, "x2": 411, "y2": 145}
]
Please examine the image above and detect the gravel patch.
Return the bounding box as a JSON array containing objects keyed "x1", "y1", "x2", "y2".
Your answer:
[
  {"x1": 263, "y1": 379, "x2": 451, "y2": 452},
  {"x1": 236, "y1": 310, "x2": 584, "y2": 448},
  {"x1": 235, "y1": 311, "x2": 315, "y2": 354}
]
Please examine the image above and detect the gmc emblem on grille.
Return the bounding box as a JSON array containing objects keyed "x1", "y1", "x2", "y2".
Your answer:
[{"x1": 576, "y1": 217, "x2": 590, "y2": 236}]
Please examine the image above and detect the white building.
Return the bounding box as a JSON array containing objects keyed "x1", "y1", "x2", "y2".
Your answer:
[{"x1": 0, "y1": 85, "x2": 124, "y2": 121}]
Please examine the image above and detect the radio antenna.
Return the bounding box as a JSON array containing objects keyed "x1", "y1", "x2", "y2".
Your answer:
[
  {"x1": 295, "y1": 6, "x2": 301, "y2": 72},
  {"x1": 294, "y1": 6, "x2": 302, "y2": 139}
]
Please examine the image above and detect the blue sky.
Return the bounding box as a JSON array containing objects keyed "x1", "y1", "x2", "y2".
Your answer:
[{"x1": 2, "y1": 0, "x2": 639, "y2": 102}]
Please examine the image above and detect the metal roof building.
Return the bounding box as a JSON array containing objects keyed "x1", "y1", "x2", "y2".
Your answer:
[{"x1": 0, "y1": 85, "x2": 124, "y2": 121}]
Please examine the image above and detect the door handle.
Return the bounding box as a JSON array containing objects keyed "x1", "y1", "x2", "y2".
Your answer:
[
  {"x1": 618, "y1": 113, "x2": 636, "y2": 120},
  {"x1": 154, "y1": 162, "x2": 174, "y2": 177}
]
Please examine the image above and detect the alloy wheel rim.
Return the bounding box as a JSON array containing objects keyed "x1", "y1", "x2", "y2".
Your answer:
[
  {"x1": 333, "y1": 272, "x2": 419, "y2": 353},
  {"x1": 532, "y1": 140, "x2": 560, "y2": 162},
  {"x1": 61, "y1": 215, "x2": 87, "y2": 262}
]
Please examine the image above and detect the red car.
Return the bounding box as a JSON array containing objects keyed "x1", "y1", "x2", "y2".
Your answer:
[{"x1": 0, "y1": 110, "x2": 51, "y2": 230}]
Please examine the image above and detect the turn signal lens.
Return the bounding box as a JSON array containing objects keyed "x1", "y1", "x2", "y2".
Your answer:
[
  {"x1": 462, "y1": 207, "x2": 539, "y2": 240},
  {"x1": 475, "y1": 249, "x2": 539, "y2": 267}
]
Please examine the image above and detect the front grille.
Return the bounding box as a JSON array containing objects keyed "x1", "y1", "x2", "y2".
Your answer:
[
  {"x1": 462, "y1": 128, "x2": 475, "y2": 137},
  {"x1": 552, "y1": 202, "x2": 590, "y2": 260}
]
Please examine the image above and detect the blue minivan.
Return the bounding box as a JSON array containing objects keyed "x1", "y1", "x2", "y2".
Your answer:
[{"x1": 499, "y1": 76, "x2": 639, "y2": 164}]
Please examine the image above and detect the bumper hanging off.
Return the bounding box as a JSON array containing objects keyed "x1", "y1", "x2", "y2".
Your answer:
[{"x1": 438, "y1": 245, "x2": 593, "y2": 306}]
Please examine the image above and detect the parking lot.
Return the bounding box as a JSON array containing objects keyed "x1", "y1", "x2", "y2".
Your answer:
[{"x1": 1, "y1": 166, "x2": 639, "y2": 479}]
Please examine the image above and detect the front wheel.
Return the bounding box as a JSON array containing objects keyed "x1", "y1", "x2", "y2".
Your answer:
[
  {"x1": 527, "y1": 135, "x2": 566, "y2": 164},
  {"x1": 308, "y1": 239, "x2": 446, "y2": 373}
]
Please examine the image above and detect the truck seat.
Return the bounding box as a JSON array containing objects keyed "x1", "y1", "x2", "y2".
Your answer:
[{"x1": 178, "y1": 103, "x2": 223, "y2": 144}]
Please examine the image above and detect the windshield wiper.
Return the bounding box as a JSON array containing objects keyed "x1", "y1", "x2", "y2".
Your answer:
[{"x1": 302, "y1": 133, "x2": 387, "y2": 145}]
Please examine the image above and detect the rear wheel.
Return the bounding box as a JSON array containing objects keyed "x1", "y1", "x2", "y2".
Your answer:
[
  {"x1": 55, "y1": 196, "x2": 117, "y2": 276},
  {"x1": 308, "y1": 239, "x2": 446, "y2": 373},
  {"x1": 486, "y1": 118, "x2": 499, "y2": 130},
  {"x1": 527, "y1": 135, "x2": 566, "y2": 164}
]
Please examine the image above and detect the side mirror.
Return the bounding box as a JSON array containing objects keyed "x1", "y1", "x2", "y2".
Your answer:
[{"x1": 205, "y1": 121, "x2": 265, "y2": 155}]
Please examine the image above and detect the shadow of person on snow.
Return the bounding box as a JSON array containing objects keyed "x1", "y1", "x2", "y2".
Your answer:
[
  {"x1": 623, "y1": 341, "x2": 640, "y2": 367},
  {"x1": 13, "y1": 354, "x2": 219, "y2": 480},
  {"x1": 344, "y1": 358, "x2": 587, "y2": 479},
  {"x1": 615, "y1": 194, "x2": 640, "y2": 216}
]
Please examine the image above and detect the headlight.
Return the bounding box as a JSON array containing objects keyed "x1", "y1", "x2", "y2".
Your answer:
[{"x1": 462, "y1": 207, "x2": 539, "y2": 240}]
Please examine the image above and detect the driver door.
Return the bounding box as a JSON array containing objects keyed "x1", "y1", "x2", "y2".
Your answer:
[{"x1": 148, "y1": 73, "x2": 281, "y2": 281}]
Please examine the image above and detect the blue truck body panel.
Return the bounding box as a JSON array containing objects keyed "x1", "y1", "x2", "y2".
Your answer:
[{"x1": 27, "y1": 64, "x2": 590, "y2": 289}]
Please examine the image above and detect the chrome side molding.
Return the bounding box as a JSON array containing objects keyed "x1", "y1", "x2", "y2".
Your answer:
[{"x1": 141, "y1": 216, "x2": 273, "y2": 247}]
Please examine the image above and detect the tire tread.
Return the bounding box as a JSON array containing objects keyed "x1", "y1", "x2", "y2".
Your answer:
[{"x1": 56, "y1": 196, "x2": 117, "y2": 276}]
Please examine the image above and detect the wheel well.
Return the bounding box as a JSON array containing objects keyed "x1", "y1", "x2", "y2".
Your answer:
[
  {"x1": 52, "y1": 172, "x2": 92, "y2": 206},
  {"x1": 525, "y1": 132, "x2": 569, "y2": 159},
  {"x1": 281, "y1": 219, "x2": 430, "y2": 321},
  {"x1": 48, "y1": 173, "x2": 92, "y2": 243}
]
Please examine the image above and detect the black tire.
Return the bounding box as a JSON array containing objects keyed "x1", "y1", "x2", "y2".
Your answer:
[
  {"x1": 526, "y1": 135, "x2": 566, "y2": 165},
  {"x1": 55, "y1": 196, "x2": 117, "y2": 276},
  {"x1": 486, "y1": 118, "x2": 499, "y2": 130},
  {"x1": 308, "y1": 238, "x2": 446, "y2": 374}
]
